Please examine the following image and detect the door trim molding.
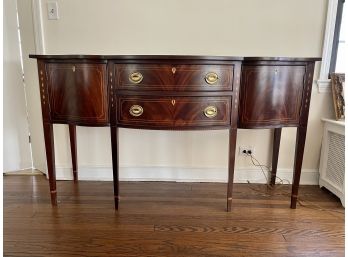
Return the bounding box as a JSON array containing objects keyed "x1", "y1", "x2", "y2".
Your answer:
[{"x1": 31, "y1": 0, "x2": 45, "y2": 54}]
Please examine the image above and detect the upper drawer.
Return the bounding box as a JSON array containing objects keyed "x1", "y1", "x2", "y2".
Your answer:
[
  {"x1": 115, "y1": 64, "x2": 234, "y2": 91},
  {"x1": 46, "y1": 63, "x2": 109, "y2": 125}
]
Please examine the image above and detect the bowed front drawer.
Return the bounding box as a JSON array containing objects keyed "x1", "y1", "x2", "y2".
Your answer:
[
  {"x1": 117, "y1": 96, "x2": 231, "y2": 128},
  {"x1": 115, "y1": 64, "x2": 234, "y2": 91}
]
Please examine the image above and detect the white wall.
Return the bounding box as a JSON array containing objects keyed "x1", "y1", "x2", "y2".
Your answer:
[
  {"x1": 23, "y1": 0, "x2": 334, "y2": 183},
  {"x1": 3, "y1": 0, "x2": 32, "y2": 172}
]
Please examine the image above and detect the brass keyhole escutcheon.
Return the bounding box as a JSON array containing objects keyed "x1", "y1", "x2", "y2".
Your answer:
[
  {"x1": 129, "y1": 72, "x2": 143, "y2": 84},
  {"x1": 129, "y1": 105, "x2": 143, "y2": 117},
  {"x1": 205, "y1": 72, "x2": 219, "y2": 85},
  {"x1": 171, "y1": 99, "x2": 176, "y2": 106},
  {"x1": 172, "y1": 67, "x2": 176, "y2": 74},
  {"x1": 204, "y1": 106, "x2": 217, "y2": 118},
  {"x1": 72, "y1": 66, "x2": 76, "y2": 72}
]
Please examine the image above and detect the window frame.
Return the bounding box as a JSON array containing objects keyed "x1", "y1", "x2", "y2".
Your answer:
[
  {"x1": 329, "y1": 0, "x2": 345, "y2": 74},
  {"x1": 317, "y1": 0, "x2": 345, "y2": 92}
]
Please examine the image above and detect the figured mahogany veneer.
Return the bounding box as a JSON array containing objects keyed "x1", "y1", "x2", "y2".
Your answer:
[
  {"x1": 46, "y1": 62, "x2": 109, "y2": 126},
  {"x1": 239, "y1": 64, "x2": 306, "y2": 128},
  {"x1": 118, "y1": 96, "x2": 231, "y2": 128},
  {"x1": 115, "y1": 64, "x2": 234, "y2": 91},
  {"x1": 29, "y1": 55, "x2": 320, "y2": 212}
]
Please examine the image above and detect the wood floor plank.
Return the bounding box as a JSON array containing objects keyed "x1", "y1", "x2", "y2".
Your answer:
[{"x1": 3, "y1": 175, "x2": 344, "y2": 257}]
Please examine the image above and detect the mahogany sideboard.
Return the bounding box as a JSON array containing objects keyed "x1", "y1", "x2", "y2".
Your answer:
[{"x1": 29, "y1": 55, "x2": 321, "y2": 211}]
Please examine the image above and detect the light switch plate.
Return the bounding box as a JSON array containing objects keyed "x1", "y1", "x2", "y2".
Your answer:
[{"x1": 47, "y1": 1, "x2": 59, "y2": 20}]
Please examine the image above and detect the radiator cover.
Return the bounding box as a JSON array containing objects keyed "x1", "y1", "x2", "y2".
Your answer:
[{"x1": 319, "y1": 119, "x2": 345, "y2": 206}]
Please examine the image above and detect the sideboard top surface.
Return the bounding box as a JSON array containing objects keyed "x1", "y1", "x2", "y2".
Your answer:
[{"x1": 29, "y1": 54, "x2": 321, "y2": 62}]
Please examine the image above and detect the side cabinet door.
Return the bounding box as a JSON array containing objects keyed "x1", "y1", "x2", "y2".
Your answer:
[
  {"x1": 46, "y1": 62, "x2": 109, "y2": 125},
  {"x1": 239, "y1": 65, "x2": 306, "y2": 128}
]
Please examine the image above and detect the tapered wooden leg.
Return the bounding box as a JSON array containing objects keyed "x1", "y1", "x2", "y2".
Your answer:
[
  {"x1": 69, "y1": 125, "x2": 78, "y2": 183},
  {"x1": 110, "y1": 126, "x2": 119, "y2": 210},
  {"x1": 227, "y1": 128, "x2": 237, "y2": 212},
  {"x1": 290, "y1": 126, "x2": 307, "y2": 209},
  {"x1": 270, "y1": 128, "x2": 282, "y2": 185},
  {"x1": 43, "y1": 123, "x2": 57, "y2": 206}
]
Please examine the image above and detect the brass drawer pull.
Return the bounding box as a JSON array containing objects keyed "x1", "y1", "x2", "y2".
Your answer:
[
  {"x1": 205, "y1": 72, "x2": 219, "y2": 85},
  {"x1": 129, "y1": 72, "x2": 143, "y2": 84},
  {"x1": 204, "y1": 106, "x2": 217, "y2": 118},
  {"x1": 129, "y1": 105, "x2": 143, "y2": 117}
]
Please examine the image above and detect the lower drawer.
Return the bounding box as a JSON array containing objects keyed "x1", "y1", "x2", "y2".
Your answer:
[{"x1": 117, "y1": 96, "x2": 231, "y2": 128}]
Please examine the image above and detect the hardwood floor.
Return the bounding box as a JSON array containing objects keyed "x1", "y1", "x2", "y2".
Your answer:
[{"x1": 3, "y1": 175, "x2": 344, "y2": 257}]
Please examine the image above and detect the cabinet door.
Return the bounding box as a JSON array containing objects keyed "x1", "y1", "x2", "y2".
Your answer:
[
  {"x1": 46, "y1": 63, "x2": 108, "y2": 125},
  {"x1": 239, "y1": 65, "x2": 306, "y2": 128}
]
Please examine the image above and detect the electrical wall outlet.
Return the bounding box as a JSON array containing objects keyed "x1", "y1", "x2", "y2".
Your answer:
[
  {"x1": 47, "y1": 1, "x2": 59, "y2": 20},
  {"x1": 239, "y1": 146, "x2": 255, "y2": 156}
]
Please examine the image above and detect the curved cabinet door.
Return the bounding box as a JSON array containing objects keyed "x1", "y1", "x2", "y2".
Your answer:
[
  {"x1": 46, "y1": 63, "x2": 108, "y2": 126},
  {"x1": 239, "y1": 64, "x2": 306, "y2": 128}
]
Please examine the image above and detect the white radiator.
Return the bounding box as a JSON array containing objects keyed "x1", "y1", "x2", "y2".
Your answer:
[{"x1": 319, "y1": 119, "x2": 345, "y2": 206}]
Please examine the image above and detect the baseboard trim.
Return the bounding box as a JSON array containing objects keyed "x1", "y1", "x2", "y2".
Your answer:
[
  {"x1": 55, "y1": 166, "x2": 319, "y2": 185},
  {"x1": 4, "y1": 168, "x2": 43, "y2": 175}
]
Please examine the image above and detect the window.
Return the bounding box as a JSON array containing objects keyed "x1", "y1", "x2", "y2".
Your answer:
[
  {"x1": 333, "y1": 1, "x2": 346, "y2": 73},
  {"x1": 317, "y1": 0, "x2": 346, "y2": 92}
]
